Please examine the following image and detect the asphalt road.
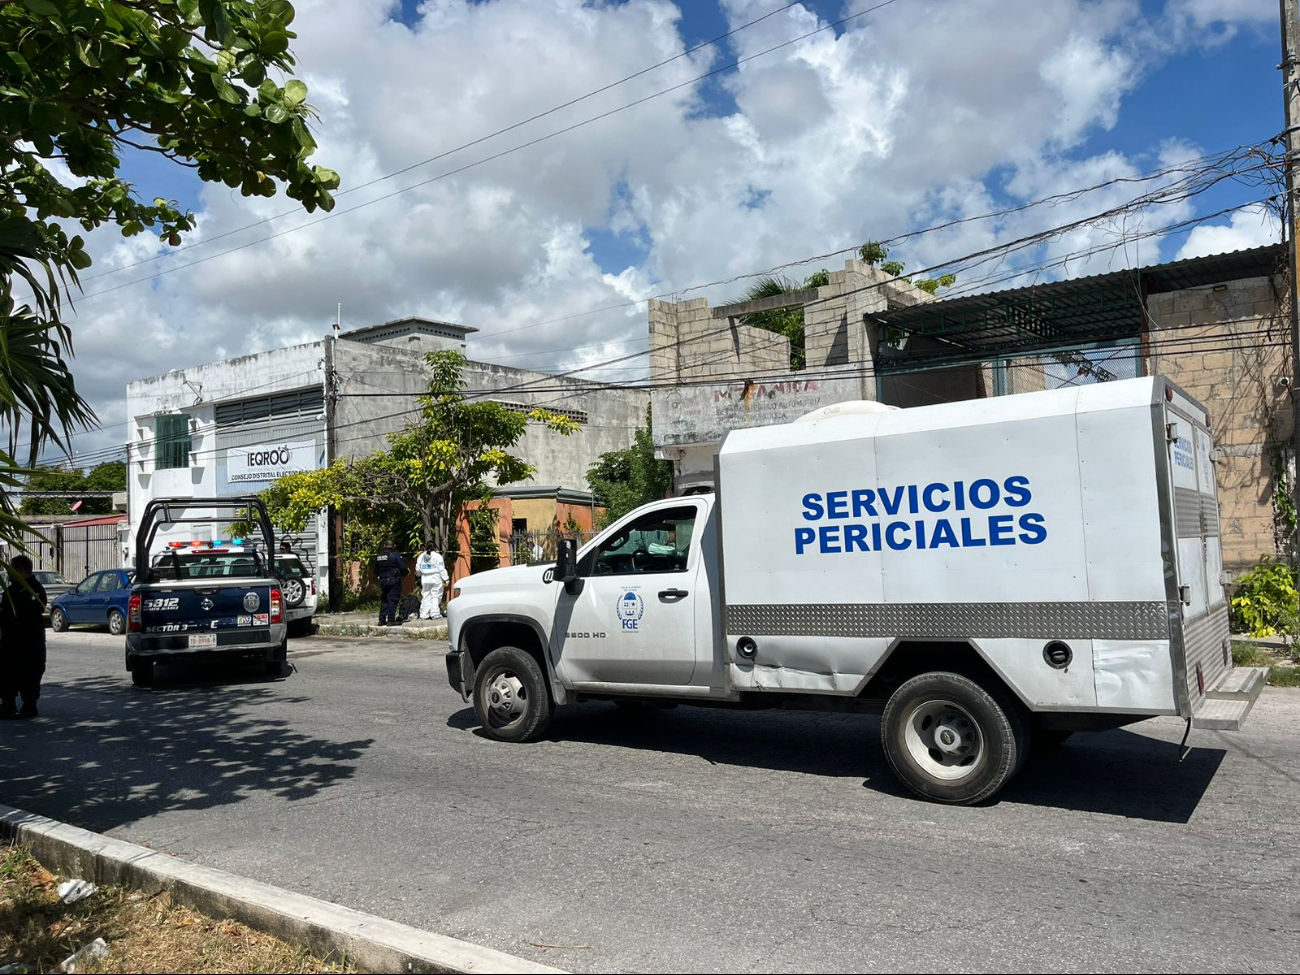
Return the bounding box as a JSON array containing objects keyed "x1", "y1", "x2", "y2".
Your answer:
[{"x1": 1, "y1": 631, "x2": 1297, "y2": 973}]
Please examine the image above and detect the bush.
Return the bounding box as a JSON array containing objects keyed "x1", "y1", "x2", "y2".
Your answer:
[{"x1": 1230, "y1": 557, "x2": 1299, "y2": 637}]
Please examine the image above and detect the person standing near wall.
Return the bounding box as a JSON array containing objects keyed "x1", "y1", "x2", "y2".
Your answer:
[
  {"x1": 0, "y1": 555, "x2": 47, "y2": 719},
  {"x1": 374, "y1": 540, "x2": 408, "y2": 627},
  {"x1": 416, "y1": 541, "x2": 449, "y2": 621}
]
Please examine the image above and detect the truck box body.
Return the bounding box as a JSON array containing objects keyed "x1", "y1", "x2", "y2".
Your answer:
[
  {"x1": 716, "y1": 377, "x2": 1229, "y2": 720},
  {"x1": 447, "y1": 376, "x2": 1262, "y2": 803}
]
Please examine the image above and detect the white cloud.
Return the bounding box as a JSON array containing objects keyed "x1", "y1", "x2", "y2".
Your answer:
[
  {"x1": 1169, "y1": 0, "x2": 1275, "y2": 29},
  {"x1": 1176, "y1": 207, "x2": 1281, "y2": 260},
  {"x1": 48, "y1": 0, "x2": 1241, "y2": 460}
]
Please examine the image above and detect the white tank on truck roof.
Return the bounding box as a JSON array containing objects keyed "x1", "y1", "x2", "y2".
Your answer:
[{"x1": 796, "y1": 400, "x2": 900, "y2": 423}]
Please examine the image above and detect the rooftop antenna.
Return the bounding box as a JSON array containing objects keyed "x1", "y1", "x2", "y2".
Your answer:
[{"x1": 334, "y1": 303, "x2": 341, "y2": 335}]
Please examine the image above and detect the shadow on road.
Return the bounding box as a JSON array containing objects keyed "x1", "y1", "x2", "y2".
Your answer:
[
  {"x1": 0, "y1": 660, "x2": 374, "y2": 833},
  {"x1": 448, "y1": 702, "x2": 1224, "y2": 823}
]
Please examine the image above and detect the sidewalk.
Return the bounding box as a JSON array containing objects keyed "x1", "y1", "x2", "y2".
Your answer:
[{"x1": 312, "y1": 612, "x2": 449, "y2": 641}]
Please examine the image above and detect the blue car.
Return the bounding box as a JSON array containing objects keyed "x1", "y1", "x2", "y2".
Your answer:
[{"x1": 49, "y1": 569, "x2": 136, "y2": 636}]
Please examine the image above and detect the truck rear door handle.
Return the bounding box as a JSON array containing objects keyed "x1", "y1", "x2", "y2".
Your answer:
[{"x1": 658, "y1": 588, "x2": 689, "y2": 600}]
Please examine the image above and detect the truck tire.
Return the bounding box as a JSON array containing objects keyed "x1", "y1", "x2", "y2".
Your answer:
[
  {"x1": 881, "y1": 671, "x2": 1028, "y2": 805},
  {"x1": 473, "y1": 645, "x2": 553, "y2": 743},
  {"x1": 264, "y1": 639, "x2": 288, "y2": 675},
  {"x1": 130, "y1": 661, "x2": 154, "y2": 687},
  {"x1": 282, "y1": 577, "x2": 306, "y2": 608}
]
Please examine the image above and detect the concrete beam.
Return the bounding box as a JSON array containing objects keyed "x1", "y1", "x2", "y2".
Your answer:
[{"x1": 710, "y1": 288, "x2": 821, "y2": 319}]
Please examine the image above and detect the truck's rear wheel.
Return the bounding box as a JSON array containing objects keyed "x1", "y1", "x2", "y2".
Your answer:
[
  {"x1": 473, "y1": 646, "x2": 552, "y2": 743},
  {"x1": 130, "y1": 661, "x2": 154, "y2": 687},
  {"x1": 882, "y1": 671, "x2": 1028, "y2": 805}
]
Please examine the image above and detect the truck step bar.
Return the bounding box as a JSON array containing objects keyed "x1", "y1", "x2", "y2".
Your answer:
[
  {"x1": 1192, "y1": 666, "x2": 1268, "y2": 731},
  {"x1": 1207, "y1": 665, "x2": 1267, "y2": 701}
]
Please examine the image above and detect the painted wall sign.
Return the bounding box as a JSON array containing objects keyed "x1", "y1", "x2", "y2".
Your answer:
[{"x1": 227, "y1": 439, "x2": 316, "y2": 483}]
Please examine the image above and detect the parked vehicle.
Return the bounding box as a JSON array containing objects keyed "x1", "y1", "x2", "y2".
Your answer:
[
  {"x1": 49, "y1": 569, "x2": 134, "y2": 634},
  {"x1": 2, "y1": 568, "x2": 72, "y2": 622},
  {"x1": 34, "y1": 570, "x2": 72, "y2": 601},
  {"x1": 127, "y1": 498, "x2": 288, "y2": 686},
  {"x1": 31, "y1": 570, "x2": 72, "y2": 621},
  {"x1": 446, "y1": 377, "x2": 1265, "y2": 805},
  {"x1": 275, "y1": 553, "x2": 318, "y2": 636}
]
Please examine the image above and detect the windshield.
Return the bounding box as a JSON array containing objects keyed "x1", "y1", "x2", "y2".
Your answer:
[
  {"x1": 33, "y1": 571, "x2": 66, "y2": 585},
  {"x1": 276, "y1": 558, "x2": 307, "y2": 578},
  {"x1": 150, "y1": 551, "x2": 265, "y2": 580}
]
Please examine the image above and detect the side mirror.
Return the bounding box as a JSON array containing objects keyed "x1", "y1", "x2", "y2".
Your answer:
[{"x1": 554, "y1": 537, "x2": 580, "y2": 591}]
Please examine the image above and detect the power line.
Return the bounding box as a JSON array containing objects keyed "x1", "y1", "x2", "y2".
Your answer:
[
  {"x1": 69, "y1": 315, "x2": 1287, "y2": 471},
  {"x1": 47, "y1": 170, "x2": 1284, "y2": 466},
  {"x1": 37, "y1": 0, "x2": 904, "y2": 311},
  {"x1": 54, "y1": 1, "x2": 816, "y2": 288}
]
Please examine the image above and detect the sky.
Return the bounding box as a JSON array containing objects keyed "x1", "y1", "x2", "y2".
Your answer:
[{"x1": 41, "y1": 0, "x2": 1289, "y2": 464}]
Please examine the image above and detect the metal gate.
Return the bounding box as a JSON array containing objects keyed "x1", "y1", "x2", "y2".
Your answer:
[{"x1": 13, "y1": 522, "x2": 123, "y2": 582}]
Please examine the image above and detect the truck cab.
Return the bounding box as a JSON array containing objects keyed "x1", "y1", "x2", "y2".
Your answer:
[
  {"x1": 127, "y1": 498, "x2": 289, "y2": 686},
  {"x1": 446, "y1": 378, "x2": 1265, "y2": 805}
]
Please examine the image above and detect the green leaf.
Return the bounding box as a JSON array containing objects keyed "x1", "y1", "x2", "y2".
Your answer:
[
  {"x1": 291, "y1": 117, "x2": 315, "y2": 150},
  {"x1": 314, "y1": 166, "x2": 340, "y2": 191},
  {"x1": 243, "y1": 102, "x2": 262, "y2": 117},
  {"x1": 216, "y1": 79, "x2": 243, "y2": 105},
  {"x1": 283, "y1": 79, "x2": 307, "y2": 107},
  {"x1": 239, "y1": 58, "x2": 266, "y2": 87},
  {"x1": 199, "y1": 0, "x2": 234, "y2": 45},
  {"x1": 7, "y1": 51, "x2": 31, "y2": 75},
  {"x1": 216, "y1": 50, "x2": 237, "y2": 74},
  {"x1": 178, "y1": 0, "x2": 203, "y2": 26},
  {"x1": 263, "y1": 30, "x2": 290, "y2": 56},
  {"x1": 258, "y1": 78, "x2": 278, "y2": 102},
  {"x1": 74, "y1": 39, "x2": 100, "y2": 68},
  {"x1": 265, "y1": 103, "x2": 290, "y2": 124},
  {"x1": 22, "y1": 0, "x2": 60, "y2": 16}
]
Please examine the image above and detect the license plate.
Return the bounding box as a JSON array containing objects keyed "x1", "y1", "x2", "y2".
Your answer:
[{"x1": 188, "y1": 634, "x2": 218, "y2": 649}]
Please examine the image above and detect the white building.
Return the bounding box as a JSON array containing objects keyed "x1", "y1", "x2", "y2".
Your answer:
[{"x1": 125, "y1": 317, "x2": 648, "y2": 603}]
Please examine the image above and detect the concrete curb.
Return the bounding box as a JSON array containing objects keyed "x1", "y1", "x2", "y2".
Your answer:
[
  {"x1": 0, "y1": 804, "x2": 564, "y2": 975},
  {"x1": 314, "y1": 620, "x2": 450, "y2": 641}
]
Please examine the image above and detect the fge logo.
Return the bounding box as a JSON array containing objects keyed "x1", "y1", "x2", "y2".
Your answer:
[{"x1": 616, "y1": 590, "x2": 644, "y2": 631}]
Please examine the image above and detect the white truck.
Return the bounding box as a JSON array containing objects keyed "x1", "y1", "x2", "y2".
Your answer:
[{"x1": 445, "y1": 376, "x2": 1265, "y2": 804}]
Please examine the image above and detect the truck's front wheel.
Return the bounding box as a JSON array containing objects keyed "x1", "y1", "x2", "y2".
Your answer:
[
  {"x1": 473, "y1": 646, "x2": 552, "y2": 743},
  {"x1": 881, "y1": 671, "x2": 1028, "y2": 805}
]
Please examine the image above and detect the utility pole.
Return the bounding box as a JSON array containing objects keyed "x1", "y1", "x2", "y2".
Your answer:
[
  {"x1": 323, "y1": 330, "x2": 341, "y2": 612},
  {"x1": 1281, "y1": 0, "x2": 1300, "y2": 558}
]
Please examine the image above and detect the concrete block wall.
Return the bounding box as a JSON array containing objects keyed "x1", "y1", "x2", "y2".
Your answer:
[
  {"x1": 648, "y1": 296, "x2": 791, "y2": 381},
  {"x1": 804, "y1": 259, "x2": 915, "y2": 370},
  {"x1": 1145, "y1": 274, "x2": 1292, "y2": 573},
  {"x1": 332, "y1": 338, "x2": 648, "y2": 494},
  {"x1": 649, "y1": 259, "x2": 935, "y2": 384}
]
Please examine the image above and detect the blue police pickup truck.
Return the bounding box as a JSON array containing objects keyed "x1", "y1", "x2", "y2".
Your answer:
[{"x1": 127, "y1": 497, "x2": 289, "y2": 686}]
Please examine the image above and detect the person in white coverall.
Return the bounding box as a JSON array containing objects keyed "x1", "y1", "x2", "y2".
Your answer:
[{"x1": 416, "y1": 541, "x2": 449, "y2": 620}]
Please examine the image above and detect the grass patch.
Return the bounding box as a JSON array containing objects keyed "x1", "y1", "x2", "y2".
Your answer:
[
  {"x1": 1232, "y1": 641, "x2": 1300, "y2": 687},
  {"x1": 1267, "y1": 664, "x2": 1300, "y2": 687},
  {"x1": 0, "y1": 845, "x2": 353, "y2": 974}
]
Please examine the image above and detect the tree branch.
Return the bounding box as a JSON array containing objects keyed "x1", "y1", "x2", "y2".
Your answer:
[{"x1": 108, "y1": 133, "x2": 200, "y2": 168}]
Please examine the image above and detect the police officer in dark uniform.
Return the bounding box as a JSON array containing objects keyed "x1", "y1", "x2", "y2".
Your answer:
[
  {"x1": 1, "y1": 555, "x2": 48, "y2": 719},
  {"x1": 375, "y1": 540, "x2": 409, "y2": 627}
]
